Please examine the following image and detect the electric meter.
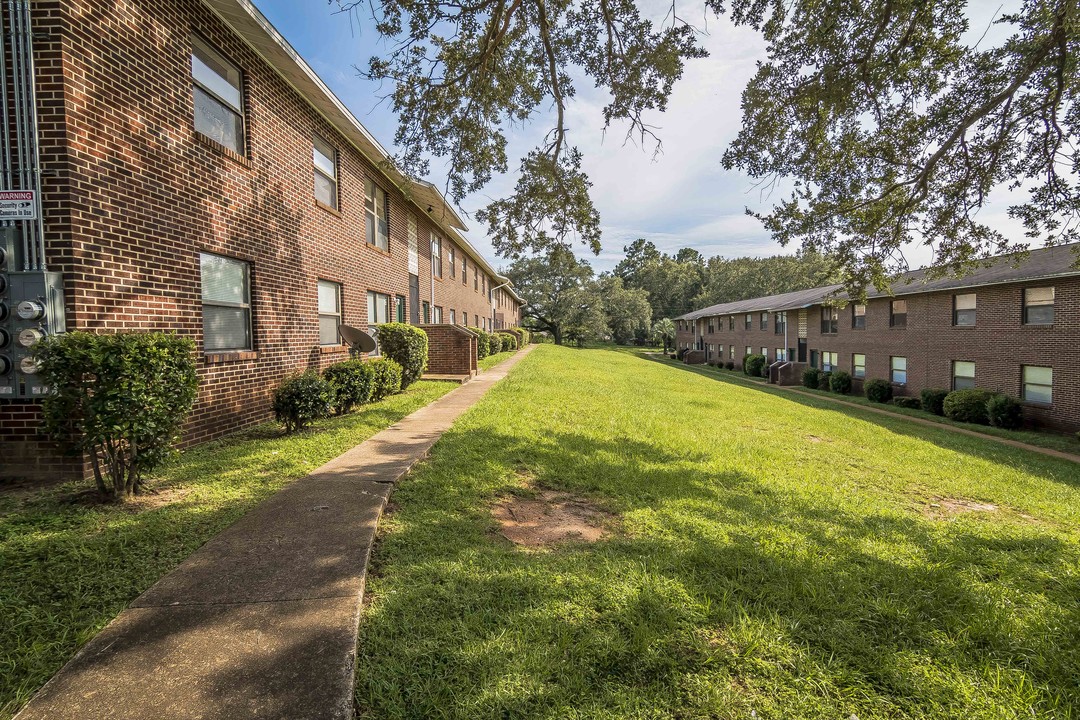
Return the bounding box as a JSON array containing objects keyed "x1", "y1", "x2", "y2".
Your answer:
[
  {"x1": 16, "y1": 300, "x2": 45, "y2": 321},
  {"x1": 18, "y1": 327, "x2": 44, "y2": 347},
  {"x1": 19, "y1": 356, "x2": 39, "y2": 374}
]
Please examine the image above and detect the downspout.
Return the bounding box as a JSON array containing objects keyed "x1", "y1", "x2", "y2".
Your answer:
[{"x1": 21, "y1": 0, "x2": 45, "y2": 269}]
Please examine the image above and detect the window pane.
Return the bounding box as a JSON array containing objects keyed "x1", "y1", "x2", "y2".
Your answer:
[
  {"x1": 319, "y1": 316, "x2": 339, "y2": 345},
  {"x1": 955, "y1": 308, "x2": 976, "y2": 326},
  {"x1": 314, "y1": 170, "x2": 335, "y2": 207},
  {"x1": 193, "y1": 86, "x2": 242, "y2": 152},
  {"x1": 192, "y1": 42, "x2": 241, "y2": 110},
  {"x1": 201, "y1": 253, "x2": 246, "y2": 304},
  {"x1": 1025, "y1": 305, "x2": 1054, "y2": 324},
  {"x1": 892, "y1": 356, "x2": 907, "y2": 371},
  {"x1": 318, "y1": 281, "x2": 339, "y2": 314},
  {"x1": 313, "y1": 138, "x2": 335, "y2": 177},
  {"x1": 953, "y1": 361, "x2": 975, "y2": 378},
  {"x1": 955, "y1": 293, "x2": 976, "y2": 310},
  {"x1": 203, "y1": 305, "x2": 250, "y2": 351},
  {"x1": 892, "y1": 300, "x2": 907, "y2": 313},
  {"x1": 1025, "y1": 287, "x2": 1054, "y2": 304},
  {"x1": 1024, "y1": 366, "x2": 1053, "y2": 385}
]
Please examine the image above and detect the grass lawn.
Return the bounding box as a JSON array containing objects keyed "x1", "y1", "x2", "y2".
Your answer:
[
  {"x1": 355, "y1": 344, "x2": 1080, "y2": 719},
  {"x1": 479, "y1": 349, "x2": 520, "y2": 371},
  {"x1": 0, "y1": 380, "x2": 456, "y2": 720}
]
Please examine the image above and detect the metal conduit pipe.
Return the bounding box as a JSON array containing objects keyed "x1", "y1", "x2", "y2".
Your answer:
[
  {"x1": 20, "y1": 0, "x2": 44, "y2": 269},
  {"x1": 8, "y1": 0, "x2": 30, "y2": 268},
  {"x1": 0, "y1": 3, "x2": 12, "y2": 195}
]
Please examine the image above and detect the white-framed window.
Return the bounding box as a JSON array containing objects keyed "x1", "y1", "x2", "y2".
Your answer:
[
  {"x1": 317, "y1": 280, "x2": 341, "y2": 346},
  {"x1": 820, "y1": 307, "x2": 838, "y2": 334},
  {"x1": 774, "y1": 311, "x2": 787, "y2": 335},
  {"x1": 775, "y1": 348, "x2": 787, "y2": 362},
  {"x1": 728, "y1": 345, "x2": 734, "y2": 360},
  {"x1": 448, "y1": 247, "x2": 456, "y2": 279},
  {"x1": 449, "y1": 309, "x2": 456, "y2": 325},
  {"x1": 853, "y1": 353, "x2": 866, "y2": 379},
  {"x1": 761, "y1": 347, "x2": 768, "y2": 360},
  {"x1": 822, "y1": 351, "x2": 838, "y2": 372},
  {"x1": 890, "y1": 299, "x2": 907, "y2": 328},
  {"x1": 431, "y1": 233, "x2": 443, "y2": 278},
  {"x1": 313, "y1": 135, "x2": 337, "y2": 209},
  {"x1": 760, "y1": 312, "x2": 768, "y2": 330},
  {"x1": 852, "y1": 304, "x2": 866, "y2": 329},
  {"x1": 952, "y1": 360, "x2": 975, "y2": 390},
  {"x1": 744, "y1": 346, "x2": 752, "y2": 357},
  {"x1": 433, "y1": 306, "x2": 443, "y2": 323},
  {"x1": 744, "y1": 313, "x2": 753, "y2": 330},
  {"x1": 191, "y1": 36, "x2": 244, "y2": 153},
  {"x1": 462, "y1": 256, "x2": 468, "y2": 285},
  {"x1": 1022, "y1": 366, "x2": 1053, "y2": 403},
  {"x1": 200, "y1": 252, "x2": 252, "y2": 351},
  {"x1": 891, "y1": 356, "x2": 907, "y2": 384},
  {"x1": 953, "y1": 293, "x2": 976, "y2": 326},
  {"x1": 365, "y1": 179, "x2": 389, "y2": 251},
  {"x1": 395, "y1": 295, "x2": 406, "y2": 323},
  {"x1": 367, "y1": 290, "x2": 391, "y2": 325},
  {"x1": 1023, "y1": 287, "x2": 1054, "y2": 324}
]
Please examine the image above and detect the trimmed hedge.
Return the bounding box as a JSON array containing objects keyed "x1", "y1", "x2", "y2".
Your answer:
[
  {"x1": 376, "y1": 323, "x2": 428, "y2": 389},
  {"x1": 369, "y1": 357, "x2": 404, "y2": 401},
  {"x1": 498, "y1": 332, "x2": 518, "y2": 351},
  {"x1": 273, "y1": 371, "x2": 332, "y2": 433},
  {"x1": 819, "y1": 371, "x2": 831, "y2": 391},
  {"x1": 35, "y1": 331, "x2": 199, "y2": 498},
  {"x1": 920, "y1": 388, "x2": 949, "y2": 416},
  {"x1": 802, "y1": 367, "x2": 821, "y2": 389},
  {"x1": 676, "y1": 348, "x2": 688, "y2": 361},
  {"x1": 323, "y1": 359, "x2": 374, "y2": 415},
  {"x1": 725, "y1": 361, "x2": 735, "y2": 370},
  {"x1": 469, "y1": 327, "x2": 492, "y2": 359},
  {"x1": 892, "y1": 397, "x2": 922, "y2": 410},
  {"x1": 488, "y1": 332, "x2": 504, "y2": 354},
  {"x1": 987, "y1": 394, "x2": 1023, "y2": 429},
  {"x1": 829, "y1": 369, "x2": 852, "y2": 394},
  {"x1": 864, "y1": 378, "x2": 893, "y2": 403},
  {"x1": 743, "y1": 353, "x2": 767, "y2": 377},
  {"x1": 942, "y1": 388, "x2": 998, "y2": 425}
]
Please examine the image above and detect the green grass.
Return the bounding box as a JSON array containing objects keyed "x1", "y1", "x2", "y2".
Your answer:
[
  {"x1": 479, "y1": 349, "x2": 520, "y2": 371},
  {"x1": 355, "y1": 345, "x2": 1080, "y2": 719},
  {"x1": 0, "y1": 380, "x2": 456, "y2": 720},
  {"x1": 648, "y1": 353, "x2": 1080, "y2": 456}
]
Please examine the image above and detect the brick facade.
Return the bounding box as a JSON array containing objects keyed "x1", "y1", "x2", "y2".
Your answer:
[
  {"x1": 676, "y1": 272, "x2": 1080, "y2": 432},
  {"x1": 419, "y1": 324, "x2": 477, "y2": 376},
  {"x1": 0, "y1": 0, "x2": 520, "y2": 483}
]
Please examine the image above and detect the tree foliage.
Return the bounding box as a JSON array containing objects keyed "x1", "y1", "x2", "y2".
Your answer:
[
  {"x1": 504, "y1": 247, "x2": 596, "y2": 344},
  {"x1": 596, "y1": 274, "x2": 652, "y2": 344}
]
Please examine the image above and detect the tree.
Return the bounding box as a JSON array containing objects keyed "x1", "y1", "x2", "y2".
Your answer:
[
  {"x1": 650, "y1": 318, "x2": 676, "y2": 352},
  {"x1": 338, "y1": 0, "x2": 1080, "y2": 292},
  {"x1": 613, "y1": 240, "x2": 705, "y2": 323},
  {"x1": 504, "y1": 246, "x2": 595, "y2": 344},
  {"x1": 596, "y1": 274, "x2": 652, "y2": 344}
]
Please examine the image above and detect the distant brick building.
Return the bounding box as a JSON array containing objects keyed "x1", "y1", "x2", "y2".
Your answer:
[
  {"x1": 675, "y1": 245, "x2": 1079, "y2": 432},
  {"x1": 0, "y1": 0, "x2": 522, "y2": 482}
]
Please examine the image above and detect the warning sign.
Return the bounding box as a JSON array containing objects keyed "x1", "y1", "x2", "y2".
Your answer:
[{"x1": 0, "y1": 190, "x2": 36, "y2": 220}]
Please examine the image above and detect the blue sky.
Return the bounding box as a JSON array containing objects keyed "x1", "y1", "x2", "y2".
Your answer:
[{"x1": 253, "y1": 0, "x2": 1025, "y2": 274}]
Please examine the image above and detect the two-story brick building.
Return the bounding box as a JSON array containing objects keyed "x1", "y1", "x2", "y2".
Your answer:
[
  {"x1": 675, "y1": 244, "x2": 1079, "y2": 432},
  {"x1": 0, "y1": 0, "x2": 522, "y2": 482}
]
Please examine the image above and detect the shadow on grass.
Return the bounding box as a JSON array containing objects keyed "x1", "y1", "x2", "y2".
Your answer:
[{"x1": 355, "y1": 426, "x2": 1080, "y2": 719}]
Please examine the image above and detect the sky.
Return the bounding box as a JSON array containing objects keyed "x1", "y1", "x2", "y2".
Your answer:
[{"x1": 252, "y1": 0, "x2": 1027, "y2": 274}]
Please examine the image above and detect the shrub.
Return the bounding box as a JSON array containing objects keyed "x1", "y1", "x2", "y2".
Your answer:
[
  {"x1": 864, "y1": 378, "x2": 893, "y2": 403},
  {"x1": 759, "y1": 361, "x2": 771, "y2": 379},
  {"x1": 323, "y1": 359, "x2": 374, "y2": 415},
  {"x1": 488, "y1": 332, "x2": 504, "y2": 354},
  {"x1": 942, "y1": 388, "x2": 998, "y2": 425},
  {"x1": 892, "y1": 397, "x2": 922, "y2": 410},
  {"x1": 725, "y1": 361, "x2": 735, "y2": 370},
  {"x1": 375, "y1": 323, "x2": 428, "y2": 389},
  {"x1": 743, "y1": 353, "x2": 767, "y2": 377},
  {"x1": 802, "y1": 367, "x2": 820, "y2": 389},
  {"x1": 829, "y1": 369, "x2": 852, "y2": 394},
  {"x1": 35, "y1": 332, "x2": 199, "y2": 499},
  {"x1": 498, "y1": 332, "x2": 518, "y2": 351},
  {"x1": 819, "y1": 371, "x2": 831, "y2": 391},
  {"x1": 470, "y1": 327, "x2": 492, "y2": 359},
  {"x1": 987, "y1": 394, "x2": 1023, "y2": 430},
  {"x1": 369, "y1": 357, "x2": 403, "y2": 401},
  {"x1": 920, "y1": 388, "x2": 949, "y2": 416},
  {"x1": 273, "y1": 371, "x2": 331, "y2": 434},
  {"x1": 518, "y1": 328, "x2": 531, "y2": 345},
  {"x1": 676, "y1": 348, "x2": 688, "y2": 361}
]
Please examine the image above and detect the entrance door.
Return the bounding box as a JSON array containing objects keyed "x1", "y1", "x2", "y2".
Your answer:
[
  {"x1": 797, "y1": 339, "x2": 807, "y2": 363},
  {"x1": 409, "y1": 274, "x2": 420, "y2": 324}
]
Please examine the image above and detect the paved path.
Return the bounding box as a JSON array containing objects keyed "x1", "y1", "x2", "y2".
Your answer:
[{"x1": 16, "y1": 346, "x2": 536, "y2": 720}]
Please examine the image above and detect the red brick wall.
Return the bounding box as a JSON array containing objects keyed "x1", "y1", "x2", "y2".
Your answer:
[
  {"x1": 432, "y1": 237, "x2": 496, "y2": 329},
  {"x1": 419, "y1": 324, "x2": 477, "y2": 376},
  {"x1": 675, "y1": 277, "x2": 1080, "y2": 432}
]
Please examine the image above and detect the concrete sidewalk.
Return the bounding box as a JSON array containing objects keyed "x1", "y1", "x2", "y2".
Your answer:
[{"x1": 16, "y1": 346, "x2": 536, "y2": 720}]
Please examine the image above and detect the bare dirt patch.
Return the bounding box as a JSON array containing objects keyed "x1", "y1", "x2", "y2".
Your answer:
[
  {"x1": 493, "y1": 490, "x2": 612, "y2": 547},
  {"x1": 922, "y1": 496, "x2": 999, "y2": 518}
]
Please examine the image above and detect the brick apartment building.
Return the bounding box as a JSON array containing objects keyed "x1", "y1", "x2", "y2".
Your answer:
[
  {"x1": 675, "y1": 244, "x2": 1079, "y2": 432},
  {"x1": 0, "y1": 0, "x2": 522, "y2": 482}
]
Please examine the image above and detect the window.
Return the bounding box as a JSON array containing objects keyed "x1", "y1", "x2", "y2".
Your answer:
[
  {"x1": 891, "y1": 356, "x2": 907, "y2": 384},
  {"x1": 367, "y1": 291, "x2": 390, "y2": 325},
  {"x1": 475, "y1": 314, "x2": 479, "y2": 326},
  {"x1": 774, "y1": 311, "x2": 786, "y2": 335},
  {"x1": 853, "y1": 353, "x2": 866, "y2": 379},
  {"x1": 820, "y1": 306, "x2": 838, "y2": 334},
  {"x1": 474, "y1": 268, "x2": 479, "y2": 291},
  {"x1": 449, "y1": 309, "x2": 456, "y2": 325},
  {"x1": 761, "y1": 347, "x2": 768, "y2": 360},
  {"x1": 745, "y1": 313, "x2": 752, "y2": 330},
  {"x1": 728, "y1": 316, "x2": 734, "y2": 331},
  {"x1": 317, "y1": 280, "x2": 341, "y2": 345},
  {"x1": 890, "y1": 299, "x2": 907, "y2": 328},
  {"x1": 420, "y1": 301, "x2": 430, "y2": 323},
  {"x1": 462, "y1": 256, "x2": 468, "y2": 285},
  {"x1": 760, "y1": 312, "x2": 768, "y2": 330},
  {"x1": 1022, "y1": 365, "x2": 1053, "y2": 403},
  {"x1": 809, "y1": 350, "x2": 819, "y2": 369},
  {"x1": 433, "y1": 306, "x2": 443, "y2": 323},
  {"x1": 448, "y1": 247, "x2": 456, "y2": 279},
  {"x1": 852, "y1": 304, "x2": 866, "y2": 329},
  {"x1": 431, "y1": 233, "x2": 442, "y2": 278},
  {"x1": 728, "y1": 345, "x2": 734, "y2": 360},
  {"x1": 952, "y1": 361, "x2": 975, "y2": 390},
  {"x1": 191, "y1": 36, "x2": 244, "y2": 154},
  {"x1": 745, "y1": 346, "x2": 752, "y2": 357},
  {"x1": 395, "y1": 295, "x2": 406, "y2": 323},
  {"x1": 365, "y1": 179, "x2": 389, "y2": 251},
  {"x1": 707, "y1": 321, "x2": 715, "y2": 334},
  {"x1": 312, "y1": 136, "x2": 337, "y2": 209},
  {"x1": 1023, "y1": 287, "x2": 1054, "y2": 324},
  {"x1": 200, "y1": 253, "x2": 251, "y2": 351},
  {"x1": 822, "y1": 351, "x2": 838, "y2": 372},
  {"x1": 953, "y1": 293, "x2": 976, "y2": 326},
  {"x1": 776, "y1": 348, "x2": 787, "y2": 362}
]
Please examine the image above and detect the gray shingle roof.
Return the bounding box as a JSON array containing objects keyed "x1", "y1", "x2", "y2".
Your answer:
[{"x1": 677, "y1": 243, "x2": 1080, "y2": 320}]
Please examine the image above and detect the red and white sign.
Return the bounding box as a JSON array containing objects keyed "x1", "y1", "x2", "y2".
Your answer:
[{"x1": 0, "y1": 190, "x2": 37, "y2": 220}]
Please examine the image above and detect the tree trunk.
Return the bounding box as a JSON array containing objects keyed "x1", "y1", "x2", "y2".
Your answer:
[{"x1": 553, "y1": 326, "x2": 562, "y2": 345}]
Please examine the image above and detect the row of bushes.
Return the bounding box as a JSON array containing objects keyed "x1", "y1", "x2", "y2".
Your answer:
[
  {"x1": 470, "y1": 327, "x2": 522, "y2": 359},
  {"x1": 801, "y1": 368, "x2": 1026, "y2": 430},
  {"x1": 272, "y1": 357, "x2": 404, "y2": 433}
]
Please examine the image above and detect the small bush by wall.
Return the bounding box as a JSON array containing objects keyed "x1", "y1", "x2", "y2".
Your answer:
[
  {"x1": 470, "y1": 327, "x2": 492, "y2": 359},
  {"x1": 943, "y1": 388, "x2": 998, "y2": 425},
  {"x1": 892, "y1": 397, "x2": 922, "y2": 410},
  {"x1": 864, "y1": 379, "x2": 893, "y2": 403},
  {"x1": 35, "y1": 331, "x2": 199, "y2": 499},
  {"x1": 273, "y1": 371, "x2": 332, "y2": 433},
  {"x1": 829, "y1": 369, "x2": 852, "y2": 394},
  {"x1": 369, "y1": 357, "x2": 404, "y2": 400},
  {"x1": 818, "y1": 371, "x2": 831, "y2": 391},
  {"x1": 323, "y1": 359, "x2": 375, "y2": 415},
  {"x1": 987, "y1": 394, "x2": 1023, "y2": 429},
  {"x1": 725, "y1": 361, "x2": 735, "y2": 370},
  {"x1": 376, "y1": 323, "x2": 428, "y2": 388},
  {"x1": 498, "y1": 332, "x2": 518, "y2": 351},
  {"x1": 744, "y1": 353, "x2": 767, "y2": 377},
  {"x1": 920, "y1": 388, "x2": 949, "y2": 416},
  {"x1": 488, "y1": 333, "x2": 504, "y2": 354},
  {"x1": 802, "y1": 367, "x2": 820, "y2": 389}
]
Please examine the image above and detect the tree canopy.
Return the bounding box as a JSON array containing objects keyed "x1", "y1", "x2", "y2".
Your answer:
[{"x1": 337, "y1": 0, "x2": 1080, "y2": 292}]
